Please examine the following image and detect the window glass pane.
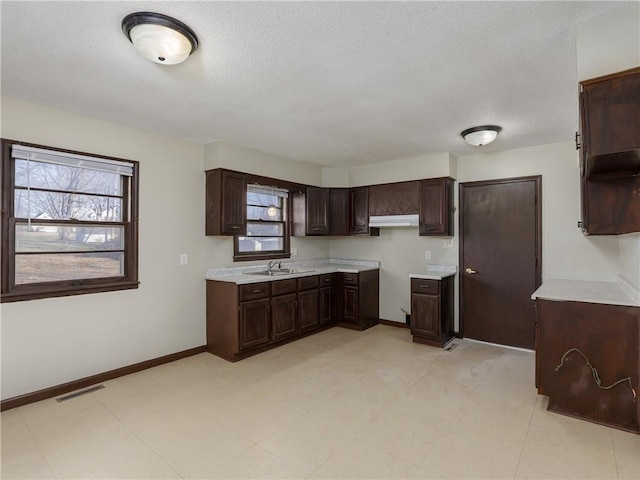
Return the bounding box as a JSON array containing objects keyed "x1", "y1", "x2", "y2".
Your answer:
[
  {"x1": 14, "y1": 190, "x2": 122, "y2": 221},
  {"x1": 16, "y1": 224, "x2": 124, "y2": 252},
  {"x1": 247, "y1": 192, "x2": 281, "y2": 207},
  {"x1": 247, "y1": 205, "x2": 282, "y2": 221},
  {"x1": 15, "y1": 252, "x2": 124, "y2": 284},
  {"x1": 237, "y1": 237, "x2": 284, "y2": 253},
  {"x1": 15, "y1": 159, "x2": 122, "y2": 195},
  {"x1": 246, "y1": 222, "x2": 284, "y2": 236}
]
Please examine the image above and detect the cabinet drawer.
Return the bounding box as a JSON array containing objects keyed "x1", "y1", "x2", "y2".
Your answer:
[
  {"x1": 271, "y1": 279, "x2": 297, "y2": 296},
  {"x1": 319, "y1": 274, "x2": 334, "y2": 286},
  {"x1": 342, "y1": 273, "x2": 359, "y2": 285},
  {"x1": 239, "y1": 282, "x2": 270, "y2": 301},
  {"x1": 298, "y1": 275, "x2": 319, "y2": 291},
  {"x1": 411, "y1": 279, "x2": 440, "y2": 295}
]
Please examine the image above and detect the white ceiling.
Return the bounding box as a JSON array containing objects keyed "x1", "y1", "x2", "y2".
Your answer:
[{"x1": 0, "y1": 1, "x2": 632, "y2": 167}]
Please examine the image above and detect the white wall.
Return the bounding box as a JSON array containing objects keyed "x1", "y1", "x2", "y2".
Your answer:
[
  {"x1": 577, "y1": 3, "x2": 640, "y2": 81},
  {"x1": 618, "y1": 234, "x2": 640, "y2": 296},
  {"x1": 458, "y1": 142, "x2": 620, "y2": 283},
  {"x1": 0, "y1": 97, "x2": 207, "y2": 400}
]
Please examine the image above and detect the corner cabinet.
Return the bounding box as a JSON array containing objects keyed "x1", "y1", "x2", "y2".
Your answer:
[
  {"x1": 329, "y1": 189, "x2": 349, "y2": 236},
  {"x1": 579, "y1": 68, "x2": 640, "y2": 235},
  {"x1": 205, "y1": 169, "x2": 247, "y2": 236},
  {"x1": 419, "y1": 177, "x2": 454, "y2": 236},
  {"x1": 410, "y1": 277, "x2": 454, "y2": 347}
]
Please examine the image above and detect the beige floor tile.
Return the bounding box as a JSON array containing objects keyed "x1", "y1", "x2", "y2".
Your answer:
[
  {"x1": 612, "y1": 429, "x2": 640, "y2": 480},
  {"x1": 308, "y1": 441, "x2": 417, "y2": 479},
  {"x1": 408, "y1": 467, "x2": 446, "y2": 479},
  {"x1": 1, "y1": 409, "x2": 32, "y2": 445},
  {"x1": 16, "y1": 388, "x2": 102, "y2": 431},
  {"x1": 0, "y1": 434, "x2": 54, "y2": 480},
  {"x1": 515, "y1": 424, "x2": 618, "y2": 479},
  {"x1": 421, "y1": 431, "x2": 522, "y2": 479}
]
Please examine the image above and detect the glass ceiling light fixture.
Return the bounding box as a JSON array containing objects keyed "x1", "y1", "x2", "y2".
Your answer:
[
  {"x1": 461, "y1": 125, "x2": 502, "y2": 147},
  {"x1": 122, "y1": 12, "x2": 199, "y2": 65}
]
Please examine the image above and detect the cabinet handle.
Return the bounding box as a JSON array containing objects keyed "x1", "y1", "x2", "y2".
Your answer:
[
  {"x1": 419, "y1": 284, "x2": 431, "y2": 289},
  {"x1": 575, "y1": 131, "x2": 581, "y2": 150},
  {"x1": 425, "y1": 226, "x2": 437, "y2": 231},
  {"x1": 252, "y1": 289, "x2": 262, "y2": 293},
  {"x1": 312, "y1": 227, "x2": 322, "y2": 231},
  {"x1": 231, "y1": 225, "x2": 241, "y2": 229}
]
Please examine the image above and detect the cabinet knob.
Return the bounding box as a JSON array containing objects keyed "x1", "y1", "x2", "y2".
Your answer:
[{"x1": 465, "y1": 268, "x2": 477, "y2": 275}]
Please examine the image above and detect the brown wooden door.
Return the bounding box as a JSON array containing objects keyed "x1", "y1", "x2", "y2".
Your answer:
[
  {"x1": 271, "y1": 293, "x2": 297, "y2": 341},
  {"x1": 460, "y1": 176, "x2": 541, "y2": 350},
  {"x1": 306, "y1": 187, "x2": 329, "y2": 235},
  {"x1": 411, "y1": 293, "x2": 440, "y2": 340},
  {"x1": 298, "y1": 289, "x2": 319, "y2": 331},
  {"x1": 239, "y1": 298, "x2": 270, "y2": 351},
  {"x1": 329, "y1": 189, "x2": 349, "y2": 235}
]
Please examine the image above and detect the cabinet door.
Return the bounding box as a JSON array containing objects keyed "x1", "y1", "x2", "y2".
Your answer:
[
  {"x1": 206, "y1": 169, "x2": 247, "y2": 236},
  {"x1": 329, "y1": 189, "x2": 349, "y2": 235},
  {"x1": 306, "y1": 187, "x2": 329, "y2": 235},
  {"x1": 411, "y1": 293, "x2": 440, "y2": 340},
  {"x1": 349, "y1": 187, "x2": 370, "y2": 235},
  {"x1": 341, "y1": 286, "x2": 359, "y2": 325},
  {"x1": 271, "y1": 293, "x2": 297, "y2": 342},
  {"x1": 319, "y1": 286, "x2": 334, "y2": 325},
  {"x1": 298, "y1": 289, "x2": 319, "y2": 331},
  {"x1": 419, "y1": 178, "x2": 453, "y2": 236},
  {"x1": 239, "y1": 298, "x2": 270, "y2": 351}
]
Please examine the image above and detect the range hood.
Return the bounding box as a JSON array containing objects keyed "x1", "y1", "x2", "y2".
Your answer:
[{"x1": 368, "y1": 214, "x2": 419, "y2": 228}]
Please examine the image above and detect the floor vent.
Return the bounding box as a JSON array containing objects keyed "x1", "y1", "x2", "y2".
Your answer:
[
  {"x1": 445, "y1": 342, "x2": 458, "y2": 352},
  {"x1": 56, "y1": 384, "x2": 105, "y2": 402}
]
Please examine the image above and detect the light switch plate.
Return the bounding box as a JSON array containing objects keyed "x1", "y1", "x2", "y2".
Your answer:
[
  {"x1": 180, "y1": 253, "x2": 188, "y2": 265},
  {"x1": 424, "y1": 250, "x2": 432, "y2": 260}
]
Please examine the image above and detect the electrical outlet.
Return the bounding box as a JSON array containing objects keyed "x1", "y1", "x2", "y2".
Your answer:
[
  {"x1": 291, "y1": 248, "x2": 298, "y2": 256},
  {"x1": 180, "y1": 253, "x2": 188, "y2": 265},
  {"x1": 443, "y1": 239, "x2": 454, "y2": 248},
  {"x1": 424, "y1": 250, "x2": 431, "y2": 260}
]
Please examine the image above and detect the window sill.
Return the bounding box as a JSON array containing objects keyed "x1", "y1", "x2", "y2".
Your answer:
[
  {"x1": 233, "y1": 252, "x2": 291, "y2": 263},
  {"x1": 1, "y1": 281, "x2": 139, "y2": 303}
]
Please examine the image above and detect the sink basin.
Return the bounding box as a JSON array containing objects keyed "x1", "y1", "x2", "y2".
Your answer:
[{"x1": 248, "y1": 269, "x2": 314, "y2": 277}]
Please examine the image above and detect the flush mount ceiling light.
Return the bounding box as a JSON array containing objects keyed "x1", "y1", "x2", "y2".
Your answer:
[
  {"x1": 461, "y1": 125, "x2": 502, "y2": 147},
  {"x1": 122, "y1": 12, "x2": 198, "y2": 65}
]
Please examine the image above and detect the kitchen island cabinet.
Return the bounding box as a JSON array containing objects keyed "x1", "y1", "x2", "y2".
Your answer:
[{"x1": 532, "y1": 280, "x2": 640, "y2": 433}]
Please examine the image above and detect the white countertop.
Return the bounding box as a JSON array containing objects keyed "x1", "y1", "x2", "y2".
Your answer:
[
  {"x1": 205, "y1": 259, "x2": 379, "y2": 285},
  {"x1": 410, "y1": 265, "x2": 457, "y2": 280},
  {"x1": 531, "y1": 278, "x2": 640, "y2": 307}
]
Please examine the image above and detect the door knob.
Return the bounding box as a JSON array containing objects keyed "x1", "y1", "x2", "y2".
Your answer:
[{"x1": 465, "y1": 268, "x2": 477, "y2": 274}]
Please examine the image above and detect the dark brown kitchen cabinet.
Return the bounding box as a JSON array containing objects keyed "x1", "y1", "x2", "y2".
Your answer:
[
  {"x1": 239, "y1": 298, "x2": 270, "y2": 351},
  {"x1": 270, "y1": 279, "x2": 297, "y2": 342},
  {"x1": 369, "y1": 181, "x2": 420, "y2": 216},
  {"x1": 329, "y1": 189, "x2": 349, "y2": 236},
  {"x1": 298, "y1": 275, "x2": 319, "y2": 332},
  {"x1": 535, "y1": 298, "x2": 639, "y2": 433},
  {"x1": 410, "y1": 277, "x2": 454, "y2": 347},
  {"x1": 349, "y1": 187, "x2": 379, "y2": 236},
  {"x1": 336, "y1": 270, "x2": 379, "y2": 330},
  {"x1": 578, "y1": 68, "x2": 640, "y2": 235},
  {"x1": 419, "y1": 177, "x2": 454, "y2": 236},
  {"x1": 205, "y1": 169, "x2": 247, "y2": 236},
  {"x1": 306, "y1": 187, "x2": 330, "y2": 235},
  {"x1": 319, "y1": 274, "x2": 335, "y2": 325},
  {"x1": 580, "y1": 67, "x2": 640, "y2": 178}
]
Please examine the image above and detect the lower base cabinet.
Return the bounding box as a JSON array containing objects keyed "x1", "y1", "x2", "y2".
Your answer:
[
  {"x1": 410, "y1": 276, "x2": 454, "y2": 347},
  {"x1": 206, "y1": 269, "x2": 379, "y2": 361},
  {"x1": 535, "y1": 299, "x2": 639, "y2": 433}
]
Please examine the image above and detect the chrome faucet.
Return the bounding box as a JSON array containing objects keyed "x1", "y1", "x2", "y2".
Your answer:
[{"x1": 266, "y1": 260, "x2": 280, "y2": 272}]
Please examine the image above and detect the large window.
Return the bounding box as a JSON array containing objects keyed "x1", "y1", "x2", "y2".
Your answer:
[
  {"x1": 234, "y1": 184, "x2": 290, "y2": 260},
  {"x1": 1, "y1": 140, "x2": 139, "y2": 302}
]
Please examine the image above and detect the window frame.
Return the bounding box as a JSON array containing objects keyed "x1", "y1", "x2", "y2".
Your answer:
[
  {"x1": 1, "y1": 139, "x2": 139, "y2": 302},
  {"x1": 233, "y1": 183, "x2": 291, "y2": 262}
]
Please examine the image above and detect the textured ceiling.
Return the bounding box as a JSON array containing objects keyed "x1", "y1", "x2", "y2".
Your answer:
[{"x1": 0, "y1": 1, "x2": 632, "y2": 167}]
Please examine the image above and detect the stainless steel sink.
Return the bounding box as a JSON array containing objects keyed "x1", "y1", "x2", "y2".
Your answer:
[{"x1": 247, "y1": 269, "x2": 313, "y2": 277}]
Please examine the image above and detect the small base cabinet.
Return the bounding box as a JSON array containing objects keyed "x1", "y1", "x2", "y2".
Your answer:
[
  {"x1": 535, "y1": 299, "x2": 639, "y2": 433},
  {"x1": 410, "y1": 276, "x2": 454, "y2": 347},
  {"x1": 336, "y1": 270, "x2": 380, "y2": 331}
]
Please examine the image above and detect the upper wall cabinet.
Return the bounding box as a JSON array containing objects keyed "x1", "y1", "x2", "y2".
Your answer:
[
  {"x1": 419, "y1": 177, "x2": 454, "y2": 236},
  {"x1": 580, "y1": 67, "x2": 640, "y2": 178},
  {"x1": 329, "y1": 189, "x2": 349, "y2": 236},
  {"x1": 350, "y1": 187, "x2": 379, "y2": 236},
  {"x1": 305, "y1": 187, "x2": 330, "y2": 235},
  {"x1": 368, "y1": 181, "x2": 420, "y2": 216},
  {"x1": 206, "y1": 169, "x2": 247, "y2": 236}
]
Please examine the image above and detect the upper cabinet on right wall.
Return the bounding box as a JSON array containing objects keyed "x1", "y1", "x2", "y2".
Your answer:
[{"x1": 579, "y1": 67, "x2": 640, "y2": 235}]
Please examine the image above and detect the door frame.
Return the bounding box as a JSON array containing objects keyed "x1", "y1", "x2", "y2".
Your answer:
[{"x1": 458, "y1": 175, "x2": 542, "y2": 341}]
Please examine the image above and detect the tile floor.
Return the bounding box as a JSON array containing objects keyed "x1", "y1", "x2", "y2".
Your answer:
[{"x1": 2, "y1": 325, "x2": 638, "y2": 479}]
